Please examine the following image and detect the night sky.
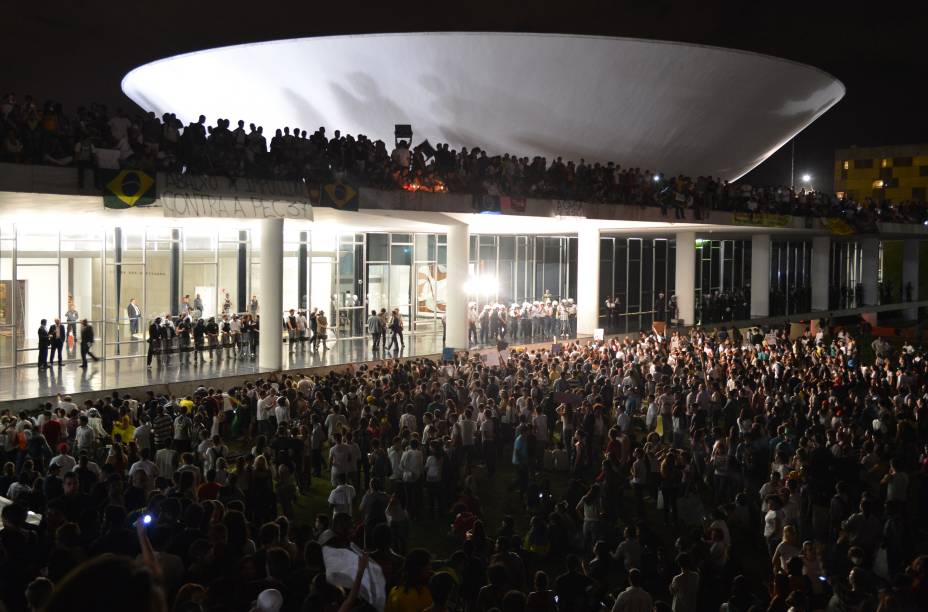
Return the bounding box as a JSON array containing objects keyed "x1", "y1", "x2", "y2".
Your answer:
[{"x1": 6, "y1": 1, "x2": 927, "y2": 189}]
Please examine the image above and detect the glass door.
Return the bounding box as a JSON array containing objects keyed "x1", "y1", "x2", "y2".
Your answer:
[
  {"x1": 0, "y1": 230, "x2": 15, "y2": 367},
  {"x1": 336, "y1": 234, "x2": 365, "y2": 338},
  {"x1": 61, "y1": 230, "x2": 104, "y2": 363},
  {"x1": 15, "y1": 231, "x2": 61, "y2": 365}
]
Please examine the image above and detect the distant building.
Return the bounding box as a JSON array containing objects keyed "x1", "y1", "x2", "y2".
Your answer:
[{"x1": 834, "y1": 144, "x2": 928, "y2": 203}]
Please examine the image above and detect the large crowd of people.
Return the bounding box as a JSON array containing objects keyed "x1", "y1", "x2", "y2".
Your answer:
[
  {"x1": 2, "y1": 92, "x2": 926, "y2": 225},
  {"x1": 1, "y1": 314, "x2": 927, "y2": 612}
]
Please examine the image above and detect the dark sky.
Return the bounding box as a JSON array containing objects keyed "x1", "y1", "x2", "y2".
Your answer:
[{"x1": 6, "y1": 1, "x2": 927, "y2": 188}]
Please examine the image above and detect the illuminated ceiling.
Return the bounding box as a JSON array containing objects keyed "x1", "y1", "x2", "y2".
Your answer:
[{"x1": 122, "y1": 32, "x2": 844, "y2": 181}]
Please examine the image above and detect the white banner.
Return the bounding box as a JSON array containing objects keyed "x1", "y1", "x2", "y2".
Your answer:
[
  {"x1": 162, "y1": 194, "x2": 312, "y2": 219},
  {"x1": 158, "y1": 174, "x2": 313, "y2": 220}
]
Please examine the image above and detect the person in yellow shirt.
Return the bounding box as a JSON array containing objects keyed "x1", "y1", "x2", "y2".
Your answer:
[
  {"x1": 385, "y1": 549, "x2": 433, "y2": 612},
  {"x1": 179, "y1": 397, "x2": 195, "y2": 413},
  {"x1": 111, "y1": 411, "x2": 135, "y2": 445}
]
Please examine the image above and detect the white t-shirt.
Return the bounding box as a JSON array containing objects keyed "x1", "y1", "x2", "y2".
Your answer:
[
  {"x1": 329, "y1": 444, "x2": 352, "y2": 475},
  {"x1": 50, "y1": 454, "x2": 76, "y2": 474},
  {"x1": 425, "y1": 455, "x2": 442, "y2": 481},
  {"x1": 399, "y1": 413, "x2": 417, "y2": 433},
  {"x1": 454, "y1": 419, "x2": 476, "y2": 446},
  {"x1": 400, "y1": 448, "x2": 424, "y2": 480},
  {"x1": 328, "y1": 483, "x2": 356, "y2": 515},
  {"x1": 764, "y1": 509, "x2": 784, "y2": 539}
]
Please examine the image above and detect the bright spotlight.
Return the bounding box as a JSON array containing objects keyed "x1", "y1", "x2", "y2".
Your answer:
[
  {"x1": 464, "y1": 275, "x2": 498, "y2": 296},
  {"x1": 652, "y1": 174, "x2": 661, "y2": 182},
  {"x1": 801, "y1": 173, "x2": 811, "y2": 183}
]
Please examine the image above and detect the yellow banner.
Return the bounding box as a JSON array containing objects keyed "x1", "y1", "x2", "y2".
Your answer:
[
  {"x1": 821, "y1": 217, "x2": 856, "y2": 235},
  {"x1": 732, "y1": 212, "x2": 792, "y2": 227}
]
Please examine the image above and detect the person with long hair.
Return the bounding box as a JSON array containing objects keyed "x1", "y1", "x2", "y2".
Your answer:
[{"x1": 385, "y1": 548, "x2": 433, "y2": 612}]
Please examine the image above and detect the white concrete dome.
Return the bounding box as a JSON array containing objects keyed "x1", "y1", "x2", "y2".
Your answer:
[{"x1": 122, "y1": 32, "x2": 844, "y2": 181}]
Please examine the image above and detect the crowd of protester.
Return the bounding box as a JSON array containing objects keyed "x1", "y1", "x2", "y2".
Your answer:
[
  {"x1": 1, "y1": 313, "x2": 927, "y2": 612},
  {"x1": 2, "y1": 92, "x2": 927, "y2": 225}
]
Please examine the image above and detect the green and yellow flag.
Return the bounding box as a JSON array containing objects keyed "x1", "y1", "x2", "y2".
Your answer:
[
  {"x1": 320, "y1": 180, "x2": 359, "y2": 211},
  {"x1": 101, "y1": 169, "x2": 156, "y2": 209}
]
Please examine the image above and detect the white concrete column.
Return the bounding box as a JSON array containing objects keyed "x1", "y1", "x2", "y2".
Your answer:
[
  {"x1": 445, "y1": 222, "x2": 469, "y2": 349},
  {"x1": 259, "y1": 218, "x2": 284, "y2": 371},
  {"x1": 674, "y1": 231, "x2": 695, "y2": 325},
  {"x1": 903, "y1": 239, "x2": 919, "y2": 319},
  {"x1": 861, "y1": 237, "x2": 880, "y2": 307},
  {"x1": 576, "y1": 226, "x2": 601, "y2": 336},
  {"x1": 751, "y1": 234, "x2": 771, "y2": 318},
  {"x1": 811, "y1": 236, "x2": 831, "y2": 312}
]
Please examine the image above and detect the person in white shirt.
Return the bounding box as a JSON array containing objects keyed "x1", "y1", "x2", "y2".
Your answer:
[
  {"x1": 327, "y1": 473, "x2": 356, "y2": 517},
  {"x1": 274, "y1": 398, "x2": 290, "y2": 426},
  {"x1": 49, "y1": 444, "x2": 77, "y2": 474},
  {"x1": 155, "y1": 444, "x2": 179, "y2": 478},
  {"x1": 398, "y1": 409, "x2": 417, "y2": 434},
  {"x1": 128, "y1": 448, "x2": 159, "y2": 482},
  {"x1": 329, "y1": 433, "x2": 353, "y2": 486},
  {"x1": 325, "y1": 410, "x2": 348, "y2": 441},
  {"x1": 74, "y1": 416, "x2": 95, "y2": 453},
  {"x1": 611, "y1": 568, "x2": 652, "y2": 612},
  {"x1": 258, "y1": 393, "x2": 279, "y2": 435},
  {"x1": 454, "y1": 410, "x2": 477, "y2": 464},
  {"x1": 133, "y1": 420, "x2": 152, "y2": 454},
  {"x1": 399, "y1": 439, "x2": 424, "y2": 517},
  {"x1": 56, "y1": 394, "x2": 77, "y2": 414}
]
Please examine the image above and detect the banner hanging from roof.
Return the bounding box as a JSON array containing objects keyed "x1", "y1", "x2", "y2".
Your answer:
[
  {"x1": 319, "y1": 180, "x2": 359, "y2": 211},
  {"x1": 158, "y1": 173, "x2": 313, "y2": 219},
  {"x1": 821, "y1": 217, "x2": 856, "y2": 235},
  {"x1": 101, "y1": 169, "x2": 157, "y2": 209},
  {"x1": 731, "y1": 211, "x2": 791, "y2": 227}
]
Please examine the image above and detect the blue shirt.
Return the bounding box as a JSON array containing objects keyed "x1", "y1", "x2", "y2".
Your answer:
[{"x1": 512, "y1": 434, "x2": 528, "y2": 466}]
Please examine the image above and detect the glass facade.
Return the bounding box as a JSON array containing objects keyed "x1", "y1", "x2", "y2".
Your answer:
[
  {"x1": 599, "y1": 237, "x2": 676, "y2": 333},
  {"x1": 830, "y1": 241, "x2": 864, "y2": 309},
  {"x1": 467, "y1": 235, "x2": 577, "y2": 308},
  {"x1": 770, "y1": 240, "x2": 812, "y2": 316},
  {"x1": 695, "y1": 239, "x2": 751, "y2": 323}
]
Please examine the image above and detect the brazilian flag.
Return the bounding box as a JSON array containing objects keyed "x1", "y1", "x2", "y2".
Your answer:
[
  {"x1": 320, "y1": 180, "x2": 359, "y2": 211},
  {"x1": 101, "y1": 169, "x2": 156, "y2": 209}
]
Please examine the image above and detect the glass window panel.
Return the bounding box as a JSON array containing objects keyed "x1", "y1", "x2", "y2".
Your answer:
[
  {"x1": 415, "y1": 263, "x2": 439, "y2": 324},
  {"x1": 367, "y1": 234, "x2": 389, "y2": 262},
  {"x1": 391, "y1": 234, "x2": 411, "y2": 244},
  {"x1": 499, "y1": 236, "x2": 515, "y2": 261},
  {"x1": 391, "y1": 244, "x2": 412, "y2": 266},
  {"x1": 414, "y1": 234, "x2": 429, "y2": 261}
]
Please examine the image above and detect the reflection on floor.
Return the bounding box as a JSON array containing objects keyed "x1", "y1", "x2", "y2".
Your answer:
[{"x1": 0, "y1": 332, "x2": 573, "y2": 404}]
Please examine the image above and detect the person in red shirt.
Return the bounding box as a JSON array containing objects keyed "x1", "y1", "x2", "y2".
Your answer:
[
  {"x1": 196, "y1": 469, "x2": 221, "y2": 501},
  {"x1": 42, "y1": 413, "x2": 63, "y2": 449}
]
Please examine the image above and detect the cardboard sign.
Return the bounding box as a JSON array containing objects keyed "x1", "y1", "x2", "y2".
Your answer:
[
  {"x1": 593, "y1": 328, "x2": 605, "y2": 341},
  {"x1": 323, "y1": 546, "x2": 386, "y2": 611},
  {"x1": 442, "y1": 347, "x2": 456, "y2": 362},
  {"x1": 551, "y1": 343, "x2": 563, "y2": 355}
]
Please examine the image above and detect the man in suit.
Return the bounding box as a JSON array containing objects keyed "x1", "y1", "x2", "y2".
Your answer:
[
  {"x1": 37, "y1": 319, "x2": 50, "y2": 368},
  {"x1": 48, "y1": 318, "x2": 66, "y2": 366},
  {"x1": 127, "y1": 298, "x2": 142, "y2": 335},
  {"x1": 147, "y1": 317, "x2": 162, "y2": 368},
  {"x1": 79, "y1": 319, "x2": 99, "y2": 368}
]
